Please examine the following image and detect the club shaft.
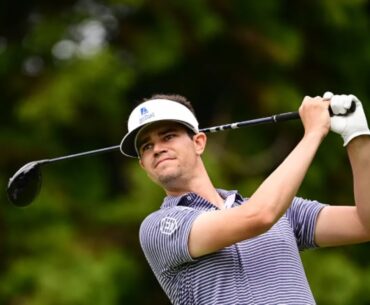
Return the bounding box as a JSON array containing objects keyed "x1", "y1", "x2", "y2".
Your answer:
[
  {"x1": 200, "y1": 111, "x2": 299, "y2": 133},
  {"x1": 40, "y1": 145, "x2": 121, "y2": 164},
  {"x1": 36, "y1": 111, "x2": 300, "y2": 164}
]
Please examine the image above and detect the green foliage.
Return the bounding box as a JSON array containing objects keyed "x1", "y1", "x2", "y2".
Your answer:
[
  {"x1": 2, "y1": 0, "x2": 370, "y2": 304},
  {"x1": 302, "y1": 248, "x2": 370, "y2": 305},
  {"x1": 18, "y1": 50, "x2": 133, "y2": 133},
  {"x1": 0, "y1": 240, "x2": 138, "y2": 305}
]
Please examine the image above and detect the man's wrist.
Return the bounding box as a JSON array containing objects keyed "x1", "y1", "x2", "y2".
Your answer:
[{"x1": 343, "y1": 131, "x2": 370, "y2": 147}]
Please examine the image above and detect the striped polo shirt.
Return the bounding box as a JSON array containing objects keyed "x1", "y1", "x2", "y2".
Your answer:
[{"x1": 139, "y1": 189, "x2": 326, "y2": 305}]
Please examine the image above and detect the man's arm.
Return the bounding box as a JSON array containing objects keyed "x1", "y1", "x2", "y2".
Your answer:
[
  {"x1": 315, "y1": 136, "x2": 370, "y2": 247},
  {"x1": 188, "y1": 97, "x2": 330, "y2": 258}
]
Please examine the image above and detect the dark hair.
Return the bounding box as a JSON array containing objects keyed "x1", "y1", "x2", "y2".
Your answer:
[
  {"x1": 140, "y1": 93, "x2": 196, "y2": 115},
  {"x1": 138, "y1": 93, "x2": 197, "y2": 137}
]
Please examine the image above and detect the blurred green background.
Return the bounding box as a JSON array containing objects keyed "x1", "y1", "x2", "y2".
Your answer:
[{"x1": 1, "y1": 0, "x2": 370, "y2": 304}]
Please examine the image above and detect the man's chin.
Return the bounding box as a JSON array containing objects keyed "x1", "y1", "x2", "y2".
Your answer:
[{"x1": 157, "y1": 172, "x2": 182, "y2": 187}]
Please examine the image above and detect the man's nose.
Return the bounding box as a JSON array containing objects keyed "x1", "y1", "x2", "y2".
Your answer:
[{"x1": 153, "y1": 141, "x2": 167, "y2": 156}]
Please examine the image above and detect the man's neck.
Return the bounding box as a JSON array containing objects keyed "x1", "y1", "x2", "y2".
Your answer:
[{"x1": 164, "y1": 173, "x2": 224, "y2": 208}]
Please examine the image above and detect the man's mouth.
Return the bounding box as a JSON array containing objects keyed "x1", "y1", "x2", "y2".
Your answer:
[{"x1": 155, "y1": 158, "x2": 174, "y2": 168}]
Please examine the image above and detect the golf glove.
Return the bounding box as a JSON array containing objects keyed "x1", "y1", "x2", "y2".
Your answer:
[{"x1": 324, "y1": 92, "x2": 370, "y2": 146}]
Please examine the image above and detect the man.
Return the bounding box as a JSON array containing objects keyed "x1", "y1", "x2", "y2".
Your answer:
[{"x1": 120, "y1": 93, "x2": 370, "y2": 305}]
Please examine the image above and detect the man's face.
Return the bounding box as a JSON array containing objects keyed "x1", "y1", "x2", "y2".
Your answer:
[{"x1": 137, "y1": 121, "x2": 205, "y2": 189}]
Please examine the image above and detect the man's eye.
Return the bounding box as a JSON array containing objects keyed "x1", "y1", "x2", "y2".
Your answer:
[
  {"x1": 164, "y1": 134, "x2": 175, "y2": 141},
  {"x1": 141, "y1": 143, "x2": 153, "y2": 152}
]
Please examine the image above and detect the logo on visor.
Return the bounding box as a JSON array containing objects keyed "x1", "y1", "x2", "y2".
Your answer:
[
  {"x1": 139, "y1": 106, "x2": 155, "y2": 124},
  {"x1": 140, "y1": 107, "x2": 148, "y2": 115}
]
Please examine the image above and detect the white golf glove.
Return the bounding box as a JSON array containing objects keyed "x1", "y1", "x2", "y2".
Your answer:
[{"x1": 324, "y1": 92, "x2": 370, "y2": 146}]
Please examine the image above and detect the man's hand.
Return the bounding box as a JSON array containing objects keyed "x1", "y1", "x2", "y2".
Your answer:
[
  {"x1": 299, "y1": 96, "x2": 331, "y2": 139},
  {"x1": 326, "y1": 92, "x2": 370, "y2": 146}
]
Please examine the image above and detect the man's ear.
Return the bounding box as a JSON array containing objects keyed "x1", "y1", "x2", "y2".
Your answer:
[
  {"x1": 139, "y1": 158, "x2": 144, "y2": 169},
  {"x1": 193, "y1": 132, "x2": 207, "y2": 155}
]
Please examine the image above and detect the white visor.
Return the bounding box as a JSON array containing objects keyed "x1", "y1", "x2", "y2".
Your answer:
[{"x1": 120, "y1": 99, "x2": 199, "y2": 157}]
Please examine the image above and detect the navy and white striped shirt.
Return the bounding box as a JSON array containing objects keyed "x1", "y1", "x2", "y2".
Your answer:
[{"x1": 139, "y1": 189, "x2": 326, "y2": 305}]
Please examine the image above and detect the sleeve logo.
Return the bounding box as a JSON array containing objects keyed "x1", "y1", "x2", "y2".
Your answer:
[{"x1": 160, "y1": 217, "x2": 178, "y2": 235}]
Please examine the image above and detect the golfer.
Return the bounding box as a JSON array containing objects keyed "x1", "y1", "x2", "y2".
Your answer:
[{"x1": 120, "y1": 93, "x2": 370, "y2": 305}]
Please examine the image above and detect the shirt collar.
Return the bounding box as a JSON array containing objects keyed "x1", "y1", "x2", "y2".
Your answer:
[{"x1": 161, "y1": 188, "x2": 244, "y2": 209}]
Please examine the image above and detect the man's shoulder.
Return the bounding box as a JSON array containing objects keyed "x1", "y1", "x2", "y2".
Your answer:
[
  {"x1": 140, "y1": 204, "x2": 203, "y2": 237},
  {"x1": 141, "y1": 205, "x2": 196, "y2": 225}
]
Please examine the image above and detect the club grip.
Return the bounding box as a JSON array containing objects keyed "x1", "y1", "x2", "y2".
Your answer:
[
  {"x1": 273, "y1": 100, "x2": 357, "y2": 123},
  {"x1": 273, "y1": 111, "x2": 300, "y2": 122}
]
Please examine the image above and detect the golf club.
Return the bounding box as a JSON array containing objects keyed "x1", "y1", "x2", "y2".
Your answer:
[
  {"x1": 7, "y1": 101, "x2": 356, "y2": 207},
  {"x1": 7, "y1": 145, "x2": 120, "y2": 207}
]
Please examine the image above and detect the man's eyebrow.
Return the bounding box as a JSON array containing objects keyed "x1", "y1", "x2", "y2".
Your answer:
[
  {"x1": 137, "y1": 127, "x2": 179, "y2": 149},
  {"x1": 137, "y1": 136, "x2": 150, "y2": 149},
  {"x1": 158, "y1": 127, "x2": 178, "y2": 136}
]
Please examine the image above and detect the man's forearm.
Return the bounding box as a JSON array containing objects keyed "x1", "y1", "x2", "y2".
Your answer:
[{"x1": 347, "y1": 136, "x2": 370, "y2": 230}]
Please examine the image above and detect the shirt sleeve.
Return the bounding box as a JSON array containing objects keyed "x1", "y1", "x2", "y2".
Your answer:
[
  {"x1": 286, "y1": 197, "x2": 327, "y2": 250},
  {"x1": 139, "y1": 206, "x2": 203, "y2": 275}
]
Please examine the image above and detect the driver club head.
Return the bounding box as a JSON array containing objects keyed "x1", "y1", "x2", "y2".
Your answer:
[{"x1": 7, "y1": 161, "x2": 42, "y2": 207}]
